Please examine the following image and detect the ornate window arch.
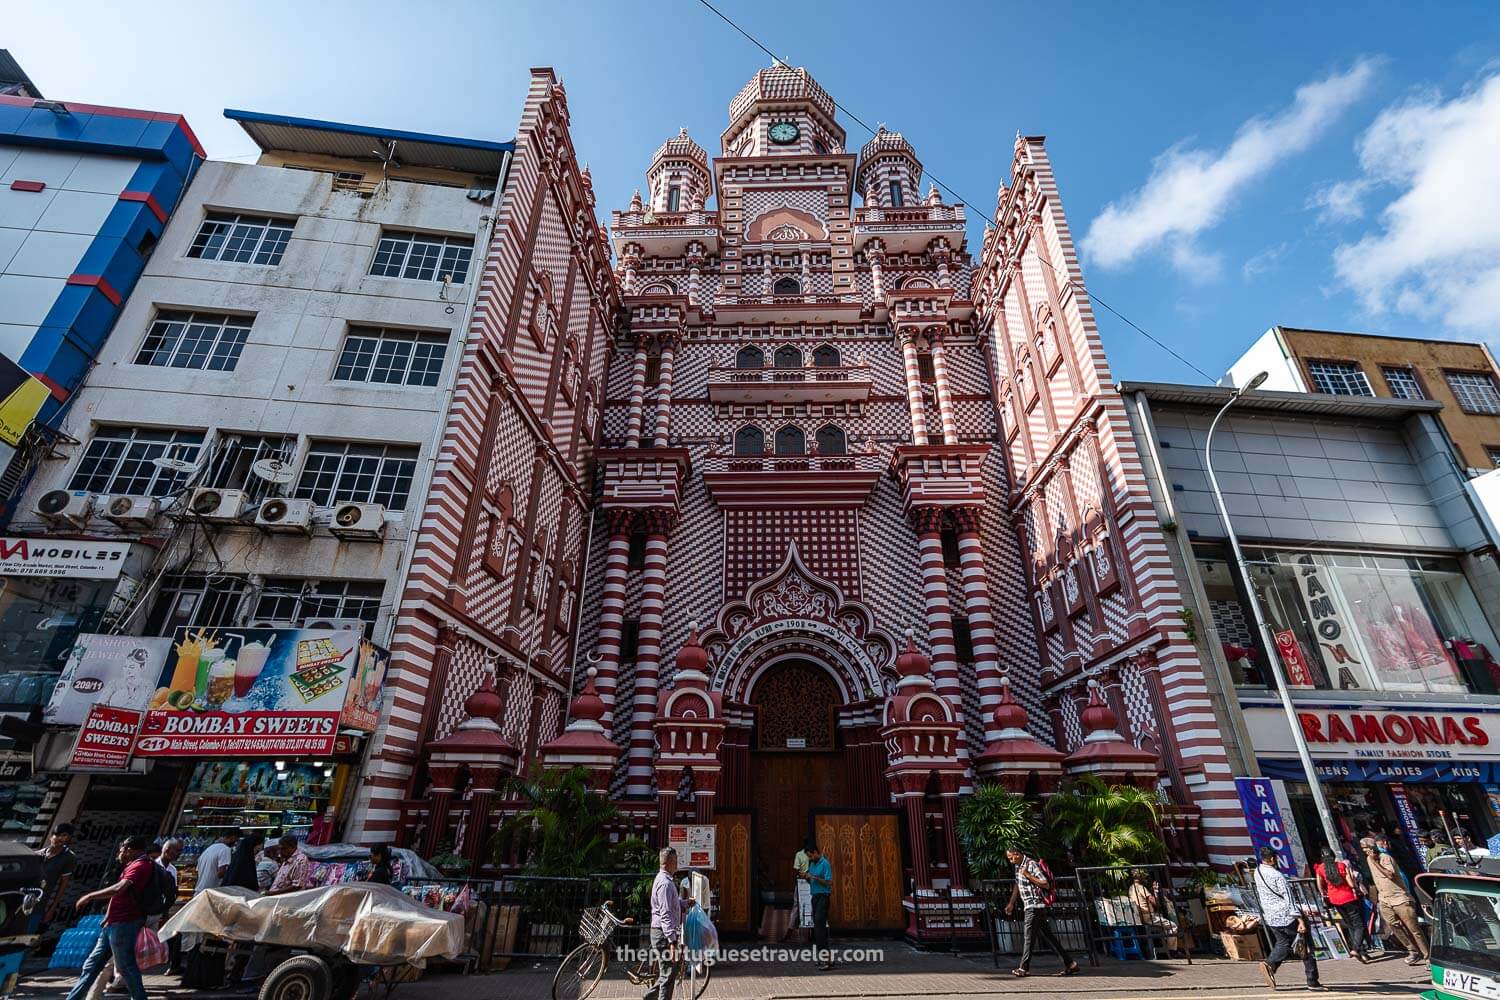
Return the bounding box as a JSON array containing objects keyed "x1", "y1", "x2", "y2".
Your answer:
[
  {"x1": 774, "y1": 424, "x2": 806, "y2": 456},
  {"x1": 773, "y1": 345, "x2": 803, "y2": 369},
  {"x1": 811, "y1": 343, "x2": 840, "y2": 368},
  {"x1": 734, "y1": 425, "x2": 765, "y2": 456},
  {"x1": 639, "y1": 281, "x2": 674, "y2": 296},
  {"x1": 736, "y1": 345, "x2": 765, "y2": 369},
  {"x1": 772, "y1": 276, "x2": 802, "y2": 296},
  {"x1": 814, "y1": 424, "x2": 846, "y2": 456}
]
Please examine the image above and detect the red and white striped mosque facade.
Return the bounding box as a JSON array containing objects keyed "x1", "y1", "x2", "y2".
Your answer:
[{"x1": 350, "y1": 65, "x2": 1249, "y2": 929}]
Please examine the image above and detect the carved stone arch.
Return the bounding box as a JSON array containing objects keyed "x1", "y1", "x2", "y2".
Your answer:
[
  {"x1": 639, "y1": 280, "x2": 675, "y2": 296},
  {"x1": 900, "y1": 276, "x2": 934, "y2": 290},
  {"x1": 744, "y1": 205, "x2": 828, "y2": 243}
]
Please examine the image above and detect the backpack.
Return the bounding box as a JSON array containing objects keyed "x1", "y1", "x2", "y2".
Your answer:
[
  {"x1": 138, "y1": 862, "x2": 177, "y2": 918},
  {"x1": 1036, "y1": 859, "x2": 1058, "y2": 907}
]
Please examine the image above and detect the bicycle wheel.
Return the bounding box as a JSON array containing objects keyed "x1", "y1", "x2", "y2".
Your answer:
[{"x1": 552, "y1": 944, "x2": 607, "y2": 1000}]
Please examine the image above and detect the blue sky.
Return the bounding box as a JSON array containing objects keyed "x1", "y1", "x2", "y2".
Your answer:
[{"x1": 9, "y1": 0, "x2": 1498, "y2": 383}]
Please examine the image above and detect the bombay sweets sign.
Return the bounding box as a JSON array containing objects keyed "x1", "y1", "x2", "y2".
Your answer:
[{"x1": 1245, "y1": 703, "x2": 1500, "y2": 762}]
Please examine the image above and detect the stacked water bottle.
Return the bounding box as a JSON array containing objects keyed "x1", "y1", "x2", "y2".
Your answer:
[{"x1": 47, "y1": 914, "x2": 103, "y2": 969}]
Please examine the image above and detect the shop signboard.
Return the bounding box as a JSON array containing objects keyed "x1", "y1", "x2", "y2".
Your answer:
[
  {"x1": 1243, "y1": 703, "x2": 1500, "y2": 761},
  {"x1": 45, "y1": 634, "x2": 175, "y2": 726},
  {"x1": 1258, "y1": 757, "x2": 1500, "y2": 784},
  {"x1": 667, "y1": 823, "x2": 716, "y2": 869},
  {"x1": 0, "y1": 748, "x2": 33, "y2": 783},
  {"x1": 0, "y1": 537, "x2": 131, "y2": 579},
  {"x1": 69, "y1": 704, "x2": 142, "y2": 771},
  {"x1": 0, "y1": 355, "x2": 52, "y2": 447},
  {"x1": 1273, "y1": 631, "x2": 1317, "y2": 689},
  {"x1": 135, "y1": 627, "x2": 387, "y2": 758},
  {"x1": 1234, "y1": 777, "x2": 1298, "y2": 873}
]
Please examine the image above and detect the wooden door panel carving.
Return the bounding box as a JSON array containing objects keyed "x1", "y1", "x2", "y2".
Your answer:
[{"x1": 813, "y1": 811, "x2": 904, "y2": 931}]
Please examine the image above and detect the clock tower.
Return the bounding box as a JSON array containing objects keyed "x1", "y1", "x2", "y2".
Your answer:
[{"x1": 720, "y1": 63, "x2": 846, "y2": 158}]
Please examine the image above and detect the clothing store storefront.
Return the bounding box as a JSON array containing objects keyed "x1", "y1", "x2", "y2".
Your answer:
[{"x1": 1243, "y1": 700, "x2": 1500, "y2": 872}]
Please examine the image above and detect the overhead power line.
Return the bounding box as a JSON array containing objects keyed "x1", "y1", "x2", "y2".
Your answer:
[{"x1": 694, "y1": 0, "x2": 1216, "y2": 383}]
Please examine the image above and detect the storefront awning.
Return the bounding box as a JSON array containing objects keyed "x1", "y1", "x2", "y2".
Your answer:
[{"x1": 1258, "y1": 757, "x2": 1500, "y2": 784}]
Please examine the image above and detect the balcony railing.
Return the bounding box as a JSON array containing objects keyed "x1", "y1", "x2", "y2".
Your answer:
[
  {"x1": 706, "y1": 363, "x2": 873, "y2": 403},
  {"x1": 855, "y1": 204, "x2": 965, "y2": 225},
  {"x1": 702, "y1": 451, "x2": 882, "y2": 474}
]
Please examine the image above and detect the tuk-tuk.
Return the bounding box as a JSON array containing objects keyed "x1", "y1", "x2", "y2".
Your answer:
[
  {"x1": 1416, "y1": 857, "x2": 1500, "y2": 1000},
  {"x1": 0, "y1": 840, "x2": 44, "y2": 998}
]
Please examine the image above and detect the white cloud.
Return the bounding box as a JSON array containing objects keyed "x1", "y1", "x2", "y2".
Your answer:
[
  {"x1": 1083, "y1": 60, "x2": 1378, "y2": 275},
  {"x1": 1242, "y1": 242, "x2": 1290, "y2": 280},
  {"x1": 1331, "y1": 69, "x2": 1500, "y2": 331},
  {"x1": 1307, "y1": 179, "x2": 1371, "y2": 223}
]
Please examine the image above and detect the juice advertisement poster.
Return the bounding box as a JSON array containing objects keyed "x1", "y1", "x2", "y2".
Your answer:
[
  {"x1": 136, "y1": 627, "x2": 361, "y2": 757},
  {"x1": 339, "y1": 638, "x2": 390, "y2": 733}
]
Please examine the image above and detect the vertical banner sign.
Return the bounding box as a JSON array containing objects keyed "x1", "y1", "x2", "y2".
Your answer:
[
  {"x1": 1271, "y1": 779, "x2": 1310, "y2": 873},
  {"x1": 70, "y1": 704, "x2": 143, "y2": 771},
  {"x1": 1273, "y1": 630, "x2": 1317, "y2": 689},
  {"x1": 1235, "y1": 777, "x2": 1297, "y2": 873},
  {"x1": 1389, "y1": 783, "x2": 1428, "y2": 872}
]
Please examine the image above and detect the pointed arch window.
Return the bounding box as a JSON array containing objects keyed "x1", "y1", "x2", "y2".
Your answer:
[
  {"x1": 772, "y1": 277, "x2": 801, "y2": 296},
  {"x1": 814, "y1": 424, "x2": 846, "y2": 456},
  {"x1": 889, "y1": 181, "x2": 904, "y2": 208},
  {"x1": 735, "y1": 345, "x2": 765, "y2": 369},
  {"x1": 734, "y1": 425, "x2": 765, "y2": 456},
  {"x1": 812, "y1": 344, "x2": 840, "y2": 368},
  {"x1": 666, "y1": 185, "x2": 681, "y2": 212},
  {"x1": 774, "y1": 424, "x2": 806, "y2": 456},
  {"x1": 773, "y1": 345, "x2": 803, "y2": 369}
]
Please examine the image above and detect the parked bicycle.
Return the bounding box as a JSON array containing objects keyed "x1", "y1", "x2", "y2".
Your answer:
[{"x1": 551, "y1": 900, "x2": 711, "y2": 1000}]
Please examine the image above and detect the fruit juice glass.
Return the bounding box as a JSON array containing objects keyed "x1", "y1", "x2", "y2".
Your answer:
[
  {"x1": 169, "y1": 645, "x2": 200, "y2": 693},
  {"x1": 235, "y1": 641, "x2": 272, "y2": 698},
  {"x1": 205, "y1": 660, "x2": 235, "y2": 707},
  {"x1": 195, "y1": 648, "x2": 227, "y2": 706}
]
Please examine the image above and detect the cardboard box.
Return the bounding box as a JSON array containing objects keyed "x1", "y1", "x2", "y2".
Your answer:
[{"x1": 1221, "y1": 931, "x2": 1267, "y2": 962}]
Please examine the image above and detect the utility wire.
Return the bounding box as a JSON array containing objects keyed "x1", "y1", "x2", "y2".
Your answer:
[{"x1": 694, "y1": 0, "x2": 1217, "y2": 384}]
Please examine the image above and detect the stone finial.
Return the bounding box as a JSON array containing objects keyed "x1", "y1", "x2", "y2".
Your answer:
[
  {"x1": 463, "y1": 674, "x2": 502, "y2": 722},
  {"x1": 570, "y1": 667, "x2": 606, "y2": 727},
  {"x1": 674, "y1": 620, "x2": 710, "y2": 683},
  {"x1": 630, "y1": 189, "x2": 644, "y2": 212},
  {"x1": 1080, "y1": 678, "x2": 1119, "y2": 739},
  {"x1": 992, "y1": 675, "x2": 1029, "y2": 734},
  {"x1": 895, "y1": 628, "x2": 930, "y2": 681}
]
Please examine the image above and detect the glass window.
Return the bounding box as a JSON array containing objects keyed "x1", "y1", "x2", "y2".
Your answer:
[
  {"x1": 812, "y1": 344, "x2": 839, "y2": 368},
  {"x1": 889, "y1": 181, "x2": 903, "y2": 208},
  {"x1": 144, "y1": 574, "x2": 248, "y2": 635},
  {"x1": 1196, "y1": 548, "x2": 1267, "y2": 686},
  {"x1": 1381, "y1": 365, "x2": 1425, "y2": 400},
  {"x1": 814, "y1": 424, "x2": 846, "y2": 456},
  {"x1": 734, "y1": 425, "x2": 764, "y2": 456},
  {"x1": 203, "y1": 433, "x2": 295, "y2": 501},
  {"x1": 333, "y1": 327, "x2": 449, "y2": 387},
  {"x1": 918, "y1": 353, "x2": 936, "y2": 383},
  {"x1": 773, "y1": 345, "x2": 802, "y2": 369},
  {"x1": 253, "y1": 579, "x2": 383, "y2": 634},
  {"x1": 1307, "y1": 361, "x2": 1374, "y2": 397},
  {"x1": 666, "y1": 186, "x2": 681, "y2": 212},
  {"x1": 1434, "y1": 888, "x2": 1500, "y2": 975},
  {"x1": 1227, "y1": 547, "x2": 1498, "y2": 695},
  {"x1": 69, "y1": 427, "x2": 204, "y2": 497},
  {"x1": 774, "y1": 425, "x2": 805, "y2": 456},
  {"x1": 294, "y1": 441, "x2": 418, "y2": 509},
  {"x1": 0, "y1": 576, "x2": 113, "y2": 705},
  {"x1": 187, "y1": 213, "x2": 295, "y2": 265},
  {"x1": 772, "y1": 277, "x2": 801, "y2": 296},
  {"x1": 735, "y1": 345, "x2": 764, "y2": 369},
  {"x1": 369, "y1": 231, "x2": 473, "y2": 284},
  {"x1": 1487, "y1": 446, "x2": 1500, "y2": 468},
  {"x1": 135, "y1": 311, "x2": 252, "y2": 371},
  {"x1": 940, "y1": 529, "x2": 961, "y2": 568},
  {"x1": 1447, "y1": 371, "x2": 1500, "y2": 415}
]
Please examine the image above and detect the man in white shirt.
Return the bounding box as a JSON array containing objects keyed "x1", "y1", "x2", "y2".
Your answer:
[
  {"x1": 193, "y1": 832, "x2": 238, "y2": 894},
  {"x1": 1255, "y1": 847, "x2": 1323, "y2": 990}
]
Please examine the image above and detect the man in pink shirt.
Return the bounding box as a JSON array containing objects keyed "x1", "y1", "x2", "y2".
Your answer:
[{"x1": 65, "y1": 836, "x2": 154, "y2": 1000}]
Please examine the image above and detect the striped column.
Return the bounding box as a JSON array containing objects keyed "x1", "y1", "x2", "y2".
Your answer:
[
  {"x1": 626, "y1": 506, "x2": 674, "y2": 796},
  {"x1": 624, "y1": 340, "x2": 649, "y2": 446},
  {"x1": 652, "y1": 336, "x2": 675, "y2": 447},
  {"x1": 930, "y1": 334, "x2": 958, "y2": 445},
  {"x1": 910, "y1": 505, "x2": 966, "y2": 762},
  {"x1": 899, "y1": 330, "x2": 928, "y2": 445},
  {"x1": 593, "y1": 508, "x2": 636, "y2": 728},
  {"x1": 951, "y1": 505, "x2": 1005, "y2": 742}
]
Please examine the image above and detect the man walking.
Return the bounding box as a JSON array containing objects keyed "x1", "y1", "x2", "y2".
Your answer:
[
  {"x1": 1314, "y1": 847, "x2": 1368, "y2": 963},
  {"x1": 193, "y1": 830, "x2": 237, "y2": 893},
  {"x1": 801, "y1": 843, "x2": 834, "y2": 970},
  {"x1": 1363, "y1": 835, "x2": 1429, "y2": 965},
  {"x1": 1256, "y1": 847, "x2": 1323, "y2": 990},
  {"x1": 36, "y1": 822, "x2": 77, "y2": 932},
  {"x1": 792, "y1": 840, "x2": 813, "y2": 931},
  {"x1": 1003, "y1": 847, "x2": 1079, "y2": 977},
  {"x1": 64, "y1": 836, "x2": 154, "y2": 1000},
  {"x1": 645, "y1": 847, "x2": 687, "y2": 1000}
]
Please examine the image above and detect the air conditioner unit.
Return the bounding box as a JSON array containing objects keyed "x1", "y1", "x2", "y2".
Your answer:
[
  {"x1": 302, "y1": 616, "x2": 368, "y2": 634},
  {"x1": 329, "y1": 502, "x2": 386, "y2": 541},
  {"x1": 254, "y1": 497, "x2": 314, "y2": 535},
  {"x1": 102, "y1": 495, "x2": 160, "y2": 530},
  {"x1": 187, "y1": 487, "x2": 250, "y2": 524},
  {"x1": 35, "y1": 490, "x2": 93, "y2": 528}
]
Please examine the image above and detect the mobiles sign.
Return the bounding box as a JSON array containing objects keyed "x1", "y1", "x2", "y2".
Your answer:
[{"x1": 0, "y1": 536, "x2": 130, "y2": 579}]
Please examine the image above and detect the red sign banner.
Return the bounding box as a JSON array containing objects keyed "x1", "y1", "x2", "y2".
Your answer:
[
  {"x1": 1274, "y1": 630, "x2": 1317, "y2": 689},
  {"x1": 134, "y1": 710, "x2": 340, "y2": 757},
  {"x1": 70, "y1": 704, "x2": 143, "y2": 770}
]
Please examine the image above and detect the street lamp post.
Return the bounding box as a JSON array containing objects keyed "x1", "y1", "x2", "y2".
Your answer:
[{"x1": 1204, "y1": 371, "x2": 1346, "y2": 861}]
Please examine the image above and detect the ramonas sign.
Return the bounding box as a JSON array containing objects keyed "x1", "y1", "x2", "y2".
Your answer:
[
  {"x1": 1299, "y1": 710, "x2": 1488, "y2": 748},
  {"x1": 1245, "y1": 704, "x2": 1500, "y2": 761}
]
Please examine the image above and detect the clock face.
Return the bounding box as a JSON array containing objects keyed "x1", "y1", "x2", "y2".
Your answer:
[{"x1": 769, "y1": 121, "x2": 800, "y2": 145}]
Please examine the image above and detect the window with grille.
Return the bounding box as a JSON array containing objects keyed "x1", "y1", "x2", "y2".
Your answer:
[
  {"x1": 918, "y1": 353, "x2": 936, "y2": 383},
  {"x1": 69, "y1": 427, "x2": 204, "y2": 497},
  {"x1": 1447, "y1": 371, "x2": 1500, "y2": 415},
  {"x1": 734, "y1": 426, "x2": 765, "y2": 456},
  {"x1": 953, "y1": 616, "x2": 974, "y2": 662},
  {"x1": 145, "y1": 573, "x2": 248, "y2": 635},
  {"x1": 187, "y1": 213, "x2": 294, "y2": 265},
  {"x1": 941, "y1": 529, "x2": 962, "y2": 568},
  {"x1": 1381, "y1": 365, "x2": 1425, "y2": 400},
  {"x1": 774, "y1": 425, "x2": 805, "y2": 456},
  {"x1": 333, "y1": 327, "x2": 449, "y2": 387},
  {"x1": 889, "y1": 181, "x2": 903, "y2": 208},
  {"x1": 812, "y1": 344, "x2": 840, "y2": 367},
  {"x1": 735, "y1": 345, "x2": 764, "y2": 369},
  {"x1": 294, "y1": 441, "x2": 418, "y2": 509},
  {"x1": 369, "y1": 231, "x2": 472, "y2": 283},
  {"x1": 666, "y1": 186, "x2": 681, "y2": 212},
  {"x1": 814, "y1": 424, "x2": 846, "y2": 455},
  {"x1": 135, "y1": 311, "x2": 252, "y2": 371},
  {"x1": 1307, "y1": 360, "x2": 1374, "y2": 396},
  {"x1": 203, "y1": 433, "x2": 296, "y2": 499},
  {"x1": 1487, "y1": 446, "x2": 1500, "y2": 468},
  {"x1": 253, "y1": 578, "x2": 383, "y2": 633}
]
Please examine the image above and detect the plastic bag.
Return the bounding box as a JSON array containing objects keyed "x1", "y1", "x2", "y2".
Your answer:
[
  {"x1": 682, "y1": 903, "x2": 718, "y2": 953},
  {"x1": 136, "y1": 926, "x2": 169, "y2": 971}
]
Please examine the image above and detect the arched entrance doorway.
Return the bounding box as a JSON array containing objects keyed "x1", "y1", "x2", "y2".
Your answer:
[{"x1": 747, "y1": 658, "x2": 847, "y2": 894}]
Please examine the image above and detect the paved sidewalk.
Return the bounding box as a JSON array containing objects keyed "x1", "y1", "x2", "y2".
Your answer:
[{"x1": 16, "y1": 946, "x2": 1434, "y2": 1000}]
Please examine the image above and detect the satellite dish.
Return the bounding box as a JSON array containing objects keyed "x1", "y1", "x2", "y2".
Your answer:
[
  {"x1": 251, "y1": 458, "x2": 295, "y2": 484},
  {"x1": 151, "y1": 456, "x2": 197, "y2": 473}
]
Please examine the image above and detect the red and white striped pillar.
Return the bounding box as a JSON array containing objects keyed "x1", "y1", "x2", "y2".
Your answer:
[
  {"x1": 899, "y1": 329, "x2": 929, "y2": 445},
  {"x1": 910, "y1": 505, "x2": 966, "y2": 761},
  {"x1": 929, "y1": 332, "x2": 958, "y2": 445},
  {"x1": 652, "y1": 335, "x2": 675, "y2": 447},
  {"x1": 624, "y1": 339, "x2": 649, "y2": 446},
  {"x1": 951, "y1": 505, "x2": 1005, "y2": 742},
  {"x1": 592, "y1": 507, "x2": 636, "y2": 728},
  {"x1": 626, "y1": 506, "x2": 674, "y2": 796},
  {"x1": 891, "y1": 770, "x2": 932, "y2": 889}
]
